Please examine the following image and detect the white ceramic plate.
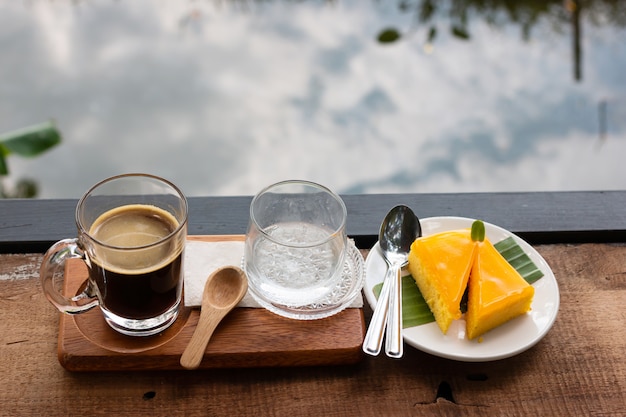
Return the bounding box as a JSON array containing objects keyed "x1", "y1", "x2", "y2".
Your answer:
[{"x1": 363, "y1": 216, "x2": 560, "y2": 362}]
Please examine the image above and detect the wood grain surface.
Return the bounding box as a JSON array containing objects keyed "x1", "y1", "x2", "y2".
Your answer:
[{"x1": 1, "y1": 244, "x2": 625, "y2": 416}]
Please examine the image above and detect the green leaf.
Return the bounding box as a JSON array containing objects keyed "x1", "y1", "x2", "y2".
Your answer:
[
  {"x1": 494, "y1": 237, "x2": 544, "y2": 284},
  {"x1": 471, "y1": 219, "x2": 485, "y2": 242},
  {"x1": 0, "y1": 152, "x2": 7, "y2": 175},
  {"x1": 374, "y1": 276, "x2": 435, "y2": 328},
  {"x1": 377, "y1": 28, "x2": 401, "y2": 44},
  {"x1": 0, "y1": 121, "x2": 62, "y2": 157}
]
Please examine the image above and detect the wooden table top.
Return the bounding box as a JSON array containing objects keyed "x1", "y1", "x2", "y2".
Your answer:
[{"x1": 1, "y1": 243, "x2": 625, "y2": 416}]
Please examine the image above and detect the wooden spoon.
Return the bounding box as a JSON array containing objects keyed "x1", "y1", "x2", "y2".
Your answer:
[{"x1": 180, "y1": 266, "x2": 248, "y2": 370}]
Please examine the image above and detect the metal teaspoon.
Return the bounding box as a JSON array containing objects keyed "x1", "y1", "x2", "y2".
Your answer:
[{"x1": 362, "y1": 205, "x2": 421, "y2": 358}]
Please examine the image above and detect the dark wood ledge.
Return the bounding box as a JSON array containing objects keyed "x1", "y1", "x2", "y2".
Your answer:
[{"x1": 1, "y1": 190, "x2": 625, "y2": 253}]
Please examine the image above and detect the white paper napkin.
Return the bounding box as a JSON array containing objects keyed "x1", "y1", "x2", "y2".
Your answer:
[
  {"x1": 183, "y1": 240, "x2": 255, "y2": 307},
  {"x1": 183, "y1": 239, "x2": 363, "y2": 309}
]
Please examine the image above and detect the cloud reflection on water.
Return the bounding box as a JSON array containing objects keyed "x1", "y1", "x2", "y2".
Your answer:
[{"x1": 1, "y1": 0, "x2": 625, "y2": 198}]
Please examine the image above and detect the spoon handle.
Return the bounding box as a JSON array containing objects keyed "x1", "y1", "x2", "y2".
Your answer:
[
  {"x1": 385, "y1": 264, "x2": 403, "y2": 358},
  {"x1": 180, "y1": 308, "x2": 225, "y2": 370},
  {"x1": 362, "y1": 263, "x2": 393, "y2": 356}
]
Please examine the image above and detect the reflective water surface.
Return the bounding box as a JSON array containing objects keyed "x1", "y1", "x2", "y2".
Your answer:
[{"x1": 1, "y1": 0, "x2": 625, "y2": 197}]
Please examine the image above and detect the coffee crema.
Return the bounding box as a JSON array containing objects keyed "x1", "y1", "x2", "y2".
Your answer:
[{"x1": 87, "y1": 204, "x2": 184, "y2": 320}]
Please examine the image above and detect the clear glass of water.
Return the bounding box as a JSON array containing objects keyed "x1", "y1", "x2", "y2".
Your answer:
[{"x1": 244, "y1": 180, "x2": 347, "y2": 320}]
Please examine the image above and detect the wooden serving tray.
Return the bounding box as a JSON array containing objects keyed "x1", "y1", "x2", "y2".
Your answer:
[{"x1": 58, "y1": 236, "x2": 366, "y2": 372}]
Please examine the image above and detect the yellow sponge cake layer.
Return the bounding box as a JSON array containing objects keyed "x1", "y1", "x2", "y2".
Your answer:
[
  {"x1": 466, "y1": 238, "x2": 535, "y2": 340},
  {"x1": 407, "y1": 230, "x2": 476, "y2": 334}
]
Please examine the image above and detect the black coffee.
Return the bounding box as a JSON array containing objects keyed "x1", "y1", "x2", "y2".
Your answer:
[{"x1": 88, "y1": 204, "x2": 183, "y2": 320}]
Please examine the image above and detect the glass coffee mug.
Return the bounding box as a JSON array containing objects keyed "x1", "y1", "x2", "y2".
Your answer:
[{"x1": 40, "y1": 173, "x2": 188, "y2": 336}]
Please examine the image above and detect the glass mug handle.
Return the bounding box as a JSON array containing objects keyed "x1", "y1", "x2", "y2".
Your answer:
[{"x1": 40, "y1": 238, "x2": 99, "y2": 314}]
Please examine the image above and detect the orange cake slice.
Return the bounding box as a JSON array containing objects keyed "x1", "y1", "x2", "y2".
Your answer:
[
  {"x1": 407, "y1": 229, "x2": 477, "y2": 334},
  {"x1": 465, "y1": 238, "x2": 535, "y2": 340}
]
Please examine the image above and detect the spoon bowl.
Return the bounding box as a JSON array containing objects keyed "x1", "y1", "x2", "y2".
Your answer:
[
  {"x1": 180, "y1": 266, "x2": 248, "y2": 370},
  {"x1": 205, "y1": 268, "x2": 248, "y2": 309}
]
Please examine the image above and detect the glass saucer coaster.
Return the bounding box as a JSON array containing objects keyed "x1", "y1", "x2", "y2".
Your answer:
[
  {"x1": 72, "y1": 300, "x2": 191, "y2": 353},
  {"x1": 244, "y1": 241, "x2": 365, "y2": 320}
]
